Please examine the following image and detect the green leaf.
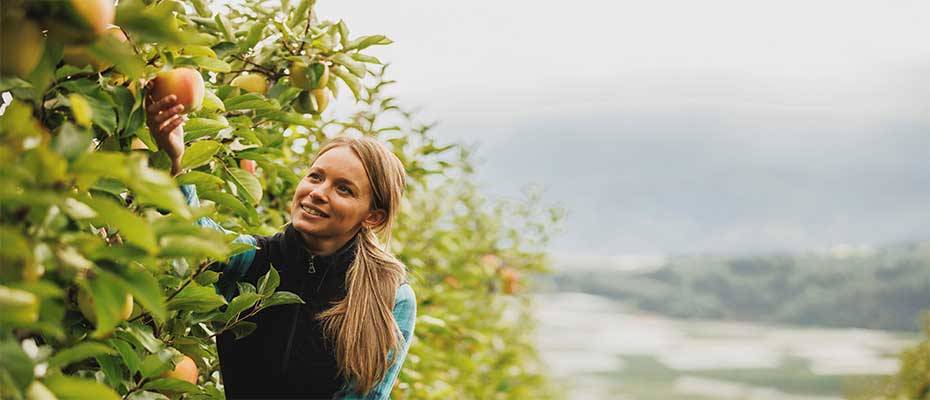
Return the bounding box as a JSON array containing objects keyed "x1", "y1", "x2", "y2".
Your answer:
[
  {"x1": 194, "y1": 270, "x2": 220, "y2": 286},
  {"x1": 223, "y1": 292, "x2": 261, "y2": 323},
  {"x1": 176, "y1": 56, "x2": 231, "y2": 73},
  {"x1": 180, "y1": 140, "x2": 222, "y2": 170},
  {"x1": 242, "y1": 22, "x2": 266, "y2": 51},
  {"x1": 86, "y1": 35, "x2": 145, "y2": 79},
  {"x1": 213, "y1": 14, "x2": 235, "y2": 42},
  {"x1": 68, "y1": 93, "x2": 93, "y2": 127},
  {"x1": 117, "y1": 0, "x2": 188, "y2": 45},
  {"x1": 199, "y1": 190, "x2": 258, "y2": 224},
  {"x1": 44, "y1": 374, "x2": 120, "y2": 400},
  {"x1": 48, "y1": 342, "x2": 115, "y2": 368},
  {"x1": 184, "y1": 119, "x2": 228, "y2": 140},
  {"x1": 109, "y1": 264, "x2": 167, "y2": 323},
  {"x1": 52, "y1": 123, "x2": 93, "y2": 162},
  {"x1": 81, "y1": 196, "x2": 158, "y2": 254},
  {"x1": 126, "y1": 391, "x2": 170, "y2": 400},
  {"x1": 237, "y1": 282, "x2": 256, "y2": 295},
  {"x1": 260, "y1": 291, "x2": 304, "y2": 308},
  {"x1": 0, "y1": 285, "x2": 39, "y2": 325},
  {"x1": 139, "y1": 348, "x2": 176, "y2": 379},
  {"x1": 109, "y1": 338, "x2": 142, "y2": 375},
  {"x1": 254, "y1": 109, "x2": 316, "y2": 128},
  {"x1": 345, "y1": 34, "x2": 392, "y2": 51},
  {"x1": 84, "y1": 270, "x2": 131, "y2": 339},
  {"x1": 351, "y1": 53, "x2": 382, "y2": 65},
  {"x1": 0, "y1": 340, "x2": 33, "y2": 393},
  {"x1": 83, "y1": 90, "x2": 118, "y2": 135},
  {"x1": 166, "y1": 285, "x2": 226, "y2": 313},
  {"x1": 201, "y1": 89, "x2": 225, "y2": 112},
  {"x1": 177, "y1": 171, "x2": 224, "y2": 190},
  {"x1": 333, "y1": 53, "x2": 366, "y2": 78},
  {"x1": 337, "y1": 20, "x2": 349, "y2": 48},
  {"x1": 229, "y1": 321, "x2": 257, "y2": 340},
  {"x1": 223, "y1": 93, "x2": 279, "y2": 112},
  {"x1": 95, "y1": 354, "x2": 125, "y2": 388},
  {"x1": 226, "y1": 167, "x2": 263, "y2": 205},
  {"x1": 331, "y1": 66, "x2": 361, "y2": 101},
  {"x1": 257, "y1": 266, "x2": 280, "y2": 296},
  {"x1": 116, "y1": 325, "x2": 163, "y2": 353},
  {"x1": 125, "y1": 154, "x2": 192, "y2": 219},
  {"x1": 143, "y1": 378, "x2": 201, "y2": 394},
  {"x1": 159, "y1": 235, "x2": 231, "y2": 260}
]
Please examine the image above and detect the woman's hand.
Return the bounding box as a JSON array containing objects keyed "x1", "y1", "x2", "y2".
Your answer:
[{"x1": 145, "y1": 90, "x2": 186, "y2": 175}]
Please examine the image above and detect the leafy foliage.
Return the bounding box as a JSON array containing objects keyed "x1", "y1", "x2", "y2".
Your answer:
[{"x1": 1, "y1": 0, "x2": 562, "y2": 399}]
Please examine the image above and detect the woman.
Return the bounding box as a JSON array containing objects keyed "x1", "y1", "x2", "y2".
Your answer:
[{"x1": 146, "y1": 94, "x2": 416, "y2": 399}]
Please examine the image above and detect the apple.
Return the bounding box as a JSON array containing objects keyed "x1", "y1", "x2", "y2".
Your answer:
[
  {"x1": 290, "y1": 62, "x2": 311, "y2": 89},
  {"x1": 312, "y1": 89, "x2": 329, "y2": 114},
  {"x1": 0, "y1": 18, "x2": 45, "y2": 78},
  {"x1": 70, "y1": 0, "x2": 115, "y2": 37},
  {"x1": 231, "y1": 74, "x2": 268, "y2": 95},
  {"x1": 290, "y1": 62, "x2": 328, "y2": 90},
  {"x1": 42, "y1": 0, "x2": 116, "y2": 44},
  {"x1": 499, "y1": 267, "x2": 520, "y2": 295},
  {"x1": 295, "y1": 88, "x2": 329, "y2": 114},
  {"x1": 77, "y1": 289, "x2": 133, "y2": 324},
  {"x1": 130, "y1": 137, "x2": 150, "y2": 151},
  {"x1": 62, "y1": 25, "x2": 128, "y2": 71},
  {"x1": 239, "y1": 159, "x2": 257, "y2": 175},
  {"x1": 161, "y1": 355, "x2": 198, "y2": 384},
  {"x1": 150, "y1": 68, "x2": 205, "y2": 114}
]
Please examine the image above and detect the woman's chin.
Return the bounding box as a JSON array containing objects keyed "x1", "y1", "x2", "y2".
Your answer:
[{"x1": 292, "y1": 218, "x2": 314, "y2": 234}]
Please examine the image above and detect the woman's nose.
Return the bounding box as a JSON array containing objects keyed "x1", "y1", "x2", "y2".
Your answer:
[{"x1": 307, "y1": 183, "x2": 329, "y2": 202}]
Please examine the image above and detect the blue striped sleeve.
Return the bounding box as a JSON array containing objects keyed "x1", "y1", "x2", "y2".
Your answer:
[
  {"x1": 337, "y1": 283, "x2": 417, "y2": 400},
  {"x1": 180, "y1": 184, "x2": 256, "y2": 300}
]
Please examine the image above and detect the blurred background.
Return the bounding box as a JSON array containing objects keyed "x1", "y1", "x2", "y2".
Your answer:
[{"x1": 316, "y1": 1, "x2": 930, "y2": 399}]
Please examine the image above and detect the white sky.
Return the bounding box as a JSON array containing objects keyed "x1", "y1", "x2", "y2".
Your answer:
[{"x1": 295, "y1": 1, "x2": 930, "y2": 261}]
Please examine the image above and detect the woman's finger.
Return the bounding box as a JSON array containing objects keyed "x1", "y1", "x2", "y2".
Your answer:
[
  {"x1": 153, "y1": 104, "x2": 185, "y2": 125},
  {"x1": 146, "y1": 94, "x2": 178, "y2": 115},
  {"x1": 159, "y1": 114, "x2": 186, "y2": 135}
]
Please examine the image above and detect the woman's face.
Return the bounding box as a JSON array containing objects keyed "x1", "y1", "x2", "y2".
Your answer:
[{"x1": 291, "y1": 146, "x2": 384, "y2": 249}]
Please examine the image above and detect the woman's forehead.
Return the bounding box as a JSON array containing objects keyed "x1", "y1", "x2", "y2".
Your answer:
[{"x1": 311, "y1": 147, "x2": 369, "y2": 186}]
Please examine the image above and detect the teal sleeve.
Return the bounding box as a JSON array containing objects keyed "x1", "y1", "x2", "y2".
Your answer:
[
  {"x1": 337, "y1": 283, "x2": 417, "y2": 400},
  {"x1": 180, "y1": 184, "x2": 256, "y2": 301}
]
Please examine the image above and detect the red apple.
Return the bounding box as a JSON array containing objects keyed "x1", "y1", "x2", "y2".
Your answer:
[
  {"x1": 239, "y1": 159, "x2": 257, "y2": 175},
  {"x1": 150, "y1": 68, "x2": 205, "y2": 114},
  {"x1": 161, "y1": 355, "x2": 198, "y2": 384}
]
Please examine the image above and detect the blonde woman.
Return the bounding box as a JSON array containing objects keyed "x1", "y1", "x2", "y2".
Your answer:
[{"x1": 146, "y1": 94, "x2": 416, "y2": 399}]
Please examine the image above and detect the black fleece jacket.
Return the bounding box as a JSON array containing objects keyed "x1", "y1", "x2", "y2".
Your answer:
[{"x1": 215, "y1": 224, "x2": 358, "y2": 399}]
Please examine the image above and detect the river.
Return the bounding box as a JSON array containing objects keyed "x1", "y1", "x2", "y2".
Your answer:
[{"x1": 532, "y1": 292, "x2": 917, "y2": 400}]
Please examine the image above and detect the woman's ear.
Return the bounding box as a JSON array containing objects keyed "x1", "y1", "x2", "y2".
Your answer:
[{"x1": 362, "y1": 209, "x2": 387, "y2": 229}]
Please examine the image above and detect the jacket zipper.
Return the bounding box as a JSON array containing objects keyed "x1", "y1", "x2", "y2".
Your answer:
[{"x1": 281, "y1": 255, "x2": 315, "y2": 371}]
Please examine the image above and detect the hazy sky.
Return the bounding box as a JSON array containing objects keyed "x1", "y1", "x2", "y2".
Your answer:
[{"x1": 314, "y1": 0, "x2": 929, "y2": 262}]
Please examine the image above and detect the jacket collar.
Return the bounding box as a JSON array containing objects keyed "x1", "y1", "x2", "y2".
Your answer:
[{"x1": 282, "y1": 224, "x2": 359, "y2": 274}]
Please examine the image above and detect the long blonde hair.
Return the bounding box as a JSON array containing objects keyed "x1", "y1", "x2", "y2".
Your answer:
[{"x1": 312, "y1": 136, "x2": 408, "y2": 395}]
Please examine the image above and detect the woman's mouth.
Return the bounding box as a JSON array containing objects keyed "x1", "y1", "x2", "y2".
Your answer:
[{"x1": 300, "y1": 203, "x2": 328, "y2": 218}]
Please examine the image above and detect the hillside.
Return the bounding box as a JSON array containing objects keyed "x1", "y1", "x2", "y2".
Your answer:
[{"x1": 540, "y1": 241, "x2": 930, "y2": 331}]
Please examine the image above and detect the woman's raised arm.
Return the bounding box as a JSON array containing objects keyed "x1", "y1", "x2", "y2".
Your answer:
[{"x1": 147, "y1": 91, "x2": 256, "y2": 300}]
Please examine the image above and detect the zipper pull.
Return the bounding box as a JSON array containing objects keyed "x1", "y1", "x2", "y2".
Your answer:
[{"x1": 307, "y1": 255, "x2": 316, "y2": 274}]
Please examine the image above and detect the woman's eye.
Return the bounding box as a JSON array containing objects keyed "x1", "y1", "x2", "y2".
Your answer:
[{"x1": 338, "y1": 186, "x2": 352, "y2": 194}]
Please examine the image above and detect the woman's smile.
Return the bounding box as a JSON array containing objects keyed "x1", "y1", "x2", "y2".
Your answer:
[{"x1": 299, "y1": 203, "x2": 329, "y2": 218}]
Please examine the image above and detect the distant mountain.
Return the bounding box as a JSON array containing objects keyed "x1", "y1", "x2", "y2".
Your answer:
[{"x1": 538, "y1": 241, "x2": 930, "y2": 332}]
